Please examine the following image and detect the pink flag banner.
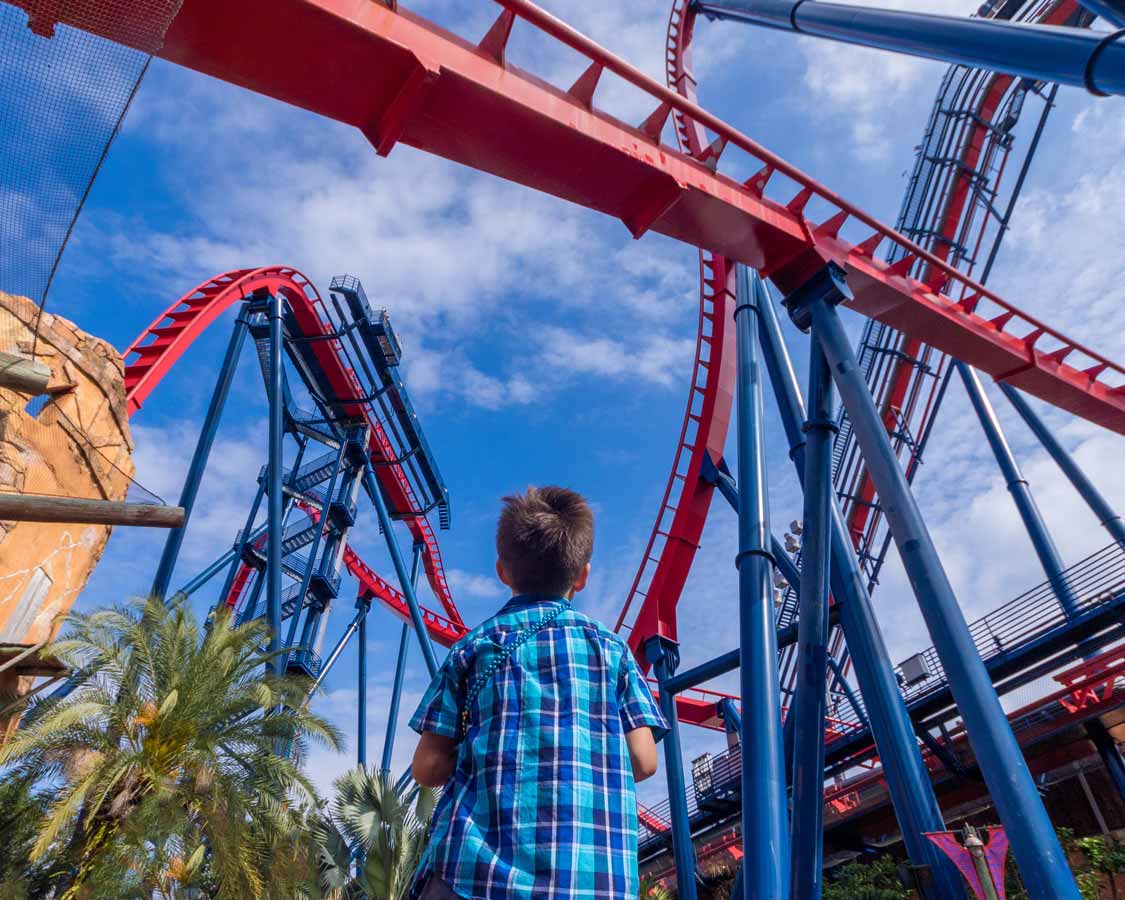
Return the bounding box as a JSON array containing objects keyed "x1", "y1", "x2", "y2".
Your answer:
[{"x1": 925, "y1": 828, "x2": 1009, "y2": 900}]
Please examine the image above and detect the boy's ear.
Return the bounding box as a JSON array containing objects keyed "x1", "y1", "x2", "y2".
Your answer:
[
  {"x1": 495, "y1": 559, "x2": 512, "y2": 588},
  {"x1": 572, "y1": 563, "x2": 591, "y2": 594}
]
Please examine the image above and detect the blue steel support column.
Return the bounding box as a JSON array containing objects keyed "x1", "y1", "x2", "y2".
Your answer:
[
  {"x1": 382, "y1": 543, "x2": 423, "y2": 773},
  {"x1": 734, "y1": 265, "x2": 789, "y2": 900},
  {"x1": 152, "y1": 315, "x2": 248, "y2": 601},
  {"x1": 787, "y1": 333, "x2": 835, "y2": 900},
  {"x1": 957, "y1": 362, "x2": 1081, "y2": 618},
  {"x1": 802, "y1": 264, "x2": 1080, "y2": 900},
  {"x1": 826, "y1": 654, "x2": 868, "y2": 730},
  {"x1": 284, "y1": 442, "x2": 347, "y2": 652},
  {"x1": 1075, "y1": 0, "x2": 1125, "y2": 27},
  {"x1": 358, "y1": 600, "x2": 369, "y2": 768},
  {"x1": 719, "y1": 696, "x2": 742, "y2": 734},
  {"x1": 694, "y1": 0, "x2": 1125, "y2": 96},
  {"x1": 999, "y1": 383, "x2": 1125, "y2": 549},
  {"x1": 753, "y1": 267, "x2": 962, "y2": 900},
  {"x1": 645, "y1": 636, "x2": 698, "y2": 900},
  {"x1": 1087, "y1": 719, "x2": 1125, "y2": 801},
  {"x1": 361, "y1": 463, "x2": 439, "y2": 677},
  {"x1": 267, "y1": 292, "x2": 286, "y2": 677}
]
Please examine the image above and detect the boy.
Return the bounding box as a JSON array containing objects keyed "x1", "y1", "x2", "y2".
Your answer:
[{"x1": 409, "y1": 486, "x2": 668, "y2": 900}]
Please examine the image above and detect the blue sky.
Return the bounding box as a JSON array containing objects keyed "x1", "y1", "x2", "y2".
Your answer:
[{"x1": 7, "y1": 0, "x2": 1125, "y2": 799}]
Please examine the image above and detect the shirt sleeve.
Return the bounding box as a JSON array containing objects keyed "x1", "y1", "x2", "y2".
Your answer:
[
  {"x1": 409, "y1": 649, "x2": 463, "y2": 739},
  {"x1": 617, "y1": 648, "x2": 669, "y2": 739}
]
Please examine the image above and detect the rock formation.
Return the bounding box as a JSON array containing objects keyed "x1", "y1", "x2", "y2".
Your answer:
[{"x1": 0, "y1": 290, "x2": 134, "y2": 739}]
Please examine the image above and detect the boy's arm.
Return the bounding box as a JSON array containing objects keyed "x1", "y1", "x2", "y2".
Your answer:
[
  {"x1": 616, "y1": 645, "x2": 670, "y2": 783},
  {"x1": 412, "y1": 732, "x2": 458, "y2": 787},
  {"x1": 624, "y1": 726, "x2": 659, "y2": 782},
  {"x1": 408, "y1": 645, "x2": 465, "y2": 787}
]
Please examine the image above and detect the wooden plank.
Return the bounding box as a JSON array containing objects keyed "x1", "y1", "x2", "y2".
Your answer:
[
  {"x1": 0, "y1": 494, "x2": 185, "y2": 528},
  {"x1": 0, "y1": 351, "x2": 51, "y2": 396}
]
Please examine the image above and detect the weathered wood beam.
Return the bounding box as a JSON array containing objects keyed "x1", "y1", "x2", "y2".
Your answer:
[
  {"x1": 0, "y1": 494, "x2": 185, "y2": 528},
  {"x1": 0, "y1": 351, "x2": 51, "y2": 396}
]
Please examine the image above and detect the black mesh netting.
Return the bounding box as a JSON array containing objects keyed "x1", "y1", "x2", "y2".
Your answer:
[
  {"x1": 0, "y1": 0, "x2": 183, "y2": 506},
  {"x1": 0, "y1": 0, "x2": 182, "y2": 318}
]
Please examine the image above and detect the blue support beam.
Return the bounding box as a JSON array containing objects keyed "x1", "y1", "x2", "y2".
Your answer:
[
  {"x1": 267, "y1": 291, "x2": 286, "y2": 677},
  {"x1": 1087, "y1": 719, "x2": 1125, "y2": 801},
  {"x1": 787, "y1": 333, "x2": 835, "y2": 900},
  {"x1": 753, "y1": 267, "x2": 963, "y2": 900},
  {"x1": 382, "y1": 543, "x2": 424, "y2": 773},
  {"x1": 361, "y1": 462, "x2": 439, "y2": 677},
  {"x1": 800, "y1": 263, "x2": 1080, "y2": 900},
  {"x1": 999, "y1": 383, "x2": 1125, "y2": 549},
  {"x1": 719, "y1": 696, "x2": 742, "y2": 734},
  {"x1": 1075, "y1": 0, "x2": 1125, "y2": 27},
  {"x1": 694, "y1": 0, "x2": 1125, "y2": 96},
  {"x1": 826, "y1": 653, "x2": 867, "y2": 730},
  {"x1": 284, "y1": 441, "x2": 348, "y2": 653},
  {"x1": 358, "y1": 603, "x2": 368, "y2": 768},
  {"x1": 957, "y1": 362, "x2": 1081, "y2": 619},
  {"x1": 645, "y1": 636, "x2": 699, "y2": 900},
  {"x1": 152, "y1": 315, "x2": 248, "y2": 601},
  {"x1": 734, "y1": 266, "x2": 789, "y2": 900}
]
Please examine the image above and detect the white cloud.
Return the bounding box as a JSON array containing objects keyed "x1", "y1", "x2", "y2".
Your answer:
[
  {"x1": 447, "y1": 568, "x2": 505, "y2": 600},
  {"x1": 539, "y1": 326, "x2": 694, "y2": 387}
]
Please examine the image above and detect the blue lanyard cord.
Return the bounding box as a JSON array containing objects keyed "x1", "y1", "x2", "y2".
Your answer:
[{"x1": 458, "y1": 600, "x2": 571, "y2": 740}]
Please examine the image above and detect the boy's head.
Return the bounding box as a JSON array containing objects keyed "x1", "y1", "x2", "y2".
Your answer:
[{"x1": 495, "y1": 486, "x2": 594, "y2": 598}]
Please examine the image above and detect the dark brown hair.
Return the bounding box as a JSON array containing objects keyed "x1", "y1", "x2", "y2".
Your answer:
[{"x1": 496, "y1": 486, "x2": 595, "y2": 596}]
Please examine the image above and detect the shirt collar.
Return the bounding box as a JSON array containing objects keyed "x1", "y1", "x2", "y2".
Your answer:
[{"x1": 501, "y1": 593, "x2": 569, "y2": 613}]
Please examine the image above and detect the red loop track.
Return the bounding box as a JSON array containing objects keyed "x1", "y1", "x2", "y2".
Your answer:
[{"x1": 121, "y1": 266, "x2": 462, "y2": 632}]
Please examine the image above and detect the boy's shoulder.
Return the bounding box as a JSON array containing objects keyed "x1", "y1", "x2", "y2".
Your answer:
[{"x1": 449, "y1": 603, "x2": 630, "y2": 664}]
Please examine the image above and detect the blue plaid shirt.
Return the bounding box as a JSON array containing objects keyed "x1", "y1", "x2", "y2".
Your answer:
[{"x1": 409, "y1": 594, "x2": 668, "y2": 900}]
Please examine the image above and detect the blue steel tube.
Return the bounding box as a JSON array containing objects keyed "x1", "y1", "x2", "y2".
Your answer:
[
  {"x1": 753, "y1": 268, "x2": 963, "y2": 900},
  {"x1": 734, "y1": 265, "x2": 789, "y2": 900},
  {"x1": 362, "y1": 463, "x2": 439, "y2": 677},
  {"x1": 284, "y1": 444, "x2": 347, "y2": 652},
  {"x1": 788, "y1": 337, "x2": 834, "y2": 900},
  {"x1": 358, "y1": 605, "x2": 368, "y2": 767},
  {"x1": 805, "y1": 274, "x2": 1080, "y2": 900},
  {"x1": 152, "y1": 316, "x2": 248, "y2": 601},
  {"x1": 694, "y1": 0, "x2": 1125, "y2": 96},
  {"x1": 382, "y1": 543, "x2": 424, "y2": 773},
  {"x1": 267, "y1": 293, "x2": 286, "y2": 677},
  {"x1": 645, "y1": 636, "x2": 699, "y2": 900},
  {"x1": 1076, "y1": 0, "x2": 1125, "y2": 27},
  {"x1": 999, "y1": 383, "x2": 1125, "y2": 549},
  {"x1": 957, "y1": 362, "x2": 1081, "y2": 618}
]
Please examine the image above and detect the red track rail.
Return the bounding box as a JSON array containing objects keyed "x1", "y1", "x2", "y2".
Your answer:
[
  {"x1": 121, "y1": 266, "x2": 461, "y2": 628},
  {"x1": 22, "y1": 0, "x2": 1125, "y2": 434}
]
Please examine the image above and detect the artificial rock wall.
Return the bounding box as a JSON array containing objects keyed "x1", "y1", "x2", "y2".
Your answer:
[{"x1": 0, "y1": 289, "x2": 134, "y2": 735}]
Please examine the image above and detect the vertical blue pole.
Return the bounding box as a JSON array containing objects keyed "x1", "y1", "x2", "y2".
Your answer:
[
  {"x1": 152, "y1": 315, "x2": 248, "y2": 601},
  {"x1": 358, "y1": 602, "x2": 368, "y2": 768},
  {"x1": 999, "y1": 383, "x2": 1125, "y2": 549},
  {"x1": 957, "y1": 363, "x2": 1080, "y2": 618},
  {"x1": 719, "y1": 696, "x2": 742, "y2": 734},
  {"x1": 753, "y1": 267, "x2": 962, "y2": 900},
  {"x1": 382, "y1": 543, "x2": 423, "y2": 773},
  {"x1": 645, "y1": 636, "x2": 698, "y2": 900},
  {"x1": 362, "y1": 463, "x2": 439, "y2": 677},
  {"x1": 787, "y1": 334, "x2": 834, "y2": 900},
  {"x1": 734, "y1": 266, "x2": 789, "y2": 900},
  {"x1": 284, "y1": 443, "x2": 347, "y2": 652},
  {"x1": 826, "y1": 654, "x2": 867, "y2": 730},
  {"x1": 267, "y1": 292, "x2": 286, "y2": 677},
  {"x1": 1087, "y1": 719, "x2": 1125, "y2": 801},
  {"x1": 803, "y1": 266, "x2": 1080, "y2": 900}
]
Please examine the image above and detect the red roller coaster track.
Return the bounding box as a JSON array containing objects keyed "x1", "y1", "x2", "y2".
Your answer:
[
  {"x1": 120, "y1": 265, "x2": 724, "y2": 727},
  {"x1": 121, "y1": 266, "x2": 460, "y2": 626},
  {"x1": 21, "y1": 0, "x2": 1125, "y2": 431}
]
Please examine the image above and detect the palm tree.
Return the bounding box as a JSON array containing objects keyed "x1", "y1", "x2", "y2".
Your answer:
[
  {"x1": 0, "y1": 594, "x2": 342, "y2": 898},
  {"x1": 315, "y1": 767, "x2": 437, "y2": 900}
]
